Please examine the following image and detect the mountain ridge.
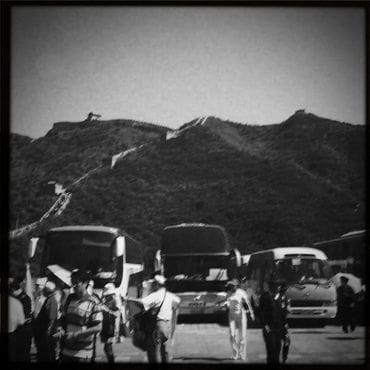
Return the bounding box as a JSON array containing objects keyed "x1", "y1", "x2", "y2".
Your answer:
[{"x1": 9, "y1": 111, "x2": 365, "y2": 275}]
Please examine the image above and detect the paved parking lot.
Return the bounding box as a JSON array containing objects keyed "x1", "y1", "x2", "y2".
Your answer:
[{"x1": 93, "y1": 324, "x2": 366, "y2": 364}]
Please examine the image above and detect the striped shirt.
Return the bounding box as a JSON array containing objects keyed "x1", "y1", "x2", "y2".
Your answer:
[{"x1": 61, "y1": 293, "x2": 102, "y2": 359}]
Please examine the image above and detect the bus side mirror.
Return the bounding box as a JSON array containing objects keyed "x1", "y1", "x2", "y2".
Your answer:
[
  {"x1": 115, "y1": 236, "x2": 125, "y2": 257},
  {"x1": 231, "y1": 249, "x2": 242, "y2": 268},
  {"x1": 28, "y1": 237, "x2": 39, "y2": 259},
  {"x1": 154, "y1": 250, "x2": 161, "y2": 271}
]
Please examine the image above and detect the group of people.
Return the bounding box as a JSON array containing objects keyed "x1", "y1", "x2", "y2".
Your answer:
[
  {"x1": 8, "y1": 270, "x2": 359, "y2": 364},
  {"x1": 7, "y1": 269, "x2": 123, "y2": 363}
]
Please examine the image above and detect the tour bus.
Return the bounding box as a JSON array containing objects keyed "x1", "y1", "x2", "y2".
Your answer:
[
  {"x1": 244, "y1": 247, "x2": 337, "y2": 324},
  {"x1": 312, "y1": 230, "x2": 365, "y2": 280},
  {"x1": 28, "y1": 225, "x2": 144, "y2": 299},
  {"x1": 156, "y1": 223, "x2": 242, "y2": 317}
]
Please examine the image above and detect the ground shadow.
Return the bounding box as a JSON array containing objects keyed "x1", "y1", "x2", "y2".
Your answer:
[
  {"x1": 326, "y1": 336, "x2": 363, "y2": 340},
  {"x1": 173, "y1": 357, "x2": 241, "y2": 362}
]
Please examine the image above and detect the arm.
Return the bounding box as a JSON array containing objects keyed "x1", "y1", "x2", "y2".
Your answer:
[
  {"x1": 46, "y1": 297, "x2": 59, "y2": 335},
  {"x1": 124, "y1": 296, "x2": 144, "y2": 309},
  {"x1": 243, "y1": 293, "x2": 255, "y2": 320}
]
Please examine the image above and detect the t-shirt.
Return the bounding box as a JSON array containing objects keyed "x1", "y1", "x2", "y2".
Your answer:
[
  {"x1": 8, "y1": 296, "x2": 25, "y2": 333},
  {"x1": 61, "y1": 293, "x2": 103, "y2": 360},
  {"x1": 227, "y1": 288, "x2": 252, "y2": 316},
  {"x1": 142, "y1": 288, "x2": 181, "y2": 321}
]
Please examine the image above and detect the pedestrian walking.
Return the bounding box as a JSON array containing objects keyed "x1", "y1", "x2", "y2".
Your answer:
[
  {"x1": 58, "y1": 269, "x2": 103, "y2": 363},
  {"x1": 224, "y1": 279, "x2": 255, "y2": 361},
  {"x1": 8, "y1": 279, "x2": 25, "y2": 362},
  {"x1": 33, "y1": 281, "x2": 60, "y2": 362},
  {"x1": 100, "y1": 283, "x2": 120, "y2": 363},
  {"x1": 125, "y1": 274, "x2": 181, "y2": 363},
  {"x1": 337, "y1": 276, "x2": 356, "y2": 333},
  {"x1": 9, "y1": 278, "x2": 33, "y2": 362},
  {"x1": 276, "y1": 281, "x2": 290, "y2": 363},
  {"x1": 258, "y1": 279, "x2": 285, "y2": 364}
]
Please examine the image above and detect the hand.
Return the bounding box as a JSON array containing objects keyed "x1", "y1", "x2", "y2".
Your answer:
[
  {"x1": 51, "y1": 328, "x2": 64, "y2": 339},
  {"x1": 64, "y1": 332, "x2": 77, "y2": 345},
  {"x1": 264, "y1": 325, "x2": 271, "y2": 333},
  {"x1": 251, "y1": 314, "x2": 255, "y2": 321}
]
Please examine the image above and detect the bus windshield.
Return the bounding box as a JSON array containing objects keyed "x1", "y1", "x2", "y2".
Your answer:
[
  {"x1": 275, "y1": 258, "x2": 332, "y2": 283},
  {"x1": 43, "y1": 231, "x2": 115, "y2": 274},
  {"x1": 163, "y1": 255, "x2": 229, "y2": 281}
]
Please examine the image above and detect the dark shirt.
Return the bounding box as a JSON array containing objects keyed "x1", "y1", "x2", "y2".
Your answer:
[
  {"x1": 14, "y1": 291, "x2": 32, "y2": 322},
  {"x1": 337, "y1": 285, "x2": 355, "y2": 308},
  {"x1": 34, "y1": 292, "x2": 59, "y2": 334},
  {"x1": 259, "y1": 291, "x2": 284, "y2": 330}
]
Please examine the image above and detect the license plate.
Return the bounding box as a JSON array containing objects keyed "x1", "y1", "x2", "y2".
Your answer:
[{"x1": 188, "y1": 302, "x2": 205, "y2": 308}]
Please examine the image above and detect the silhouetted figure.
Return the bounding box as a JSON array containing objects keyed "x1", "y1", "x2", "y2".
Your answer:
[
  {"x1": 337, "y1": 276, "x2": 356, "y2": 333},
  {"x1": 259, "y1": 280, "x2": 285, "y2": 364},
  {"x1": 86, "y1": 112, "x2": 101, "y2": 123}
]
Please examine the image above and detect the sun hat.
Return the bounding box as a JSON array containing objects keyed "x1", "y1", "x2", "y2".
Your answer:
[{"x1": 103, "y1": 283, "x2": 116, "y2": 296}]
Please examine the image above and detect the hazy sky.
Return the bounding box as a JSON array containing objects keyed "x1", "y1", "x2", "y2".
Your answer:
[{"x1": 11, "y1": 6, "x2": 365, "y2": 138}]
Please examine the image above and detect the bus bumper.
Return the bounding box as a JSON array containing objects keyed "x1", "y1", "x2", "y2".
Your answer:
[{"x1": 287, "y1": 306, "x2": 337, "y2": 319}]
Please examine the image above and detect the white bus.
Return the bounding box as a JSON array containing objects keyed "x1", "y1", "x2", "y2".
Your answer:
[
  {"x1": 28, "y1": 225, "x2": 144, "y2": 299},
  {"x1": 244, "y1": 247, "x2": 337, "y2": 324}
]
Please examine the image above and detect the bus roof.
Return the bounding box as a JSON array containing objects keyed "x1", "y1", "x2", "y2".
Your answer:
[
  {"x1": 313, "y1": 230, "x2": 366, "y2": 247},
  {"x1": 251, "y1": 247, "x2": 327, "y2": 260},
  {"x1": 49, "y1": 225, "x2": 121, "y2": 234},
  {"x1": 47, "y1": 226, "x2": 142, "y2": 245}
]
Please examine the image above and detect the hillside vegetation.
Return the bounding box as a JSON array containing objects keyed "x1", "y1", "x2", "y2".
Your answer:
[{"x1": 9, "y1": 112, "x2": 365, "y2": 275}]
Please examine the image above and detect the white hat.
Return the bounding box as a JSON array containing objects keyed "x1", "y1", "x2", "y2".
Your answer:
[
  {"x1": 103, "y1": 283, "x2": 116, "y2": 296},
  {"x1": 44, "y1": 281, "x2": 56, "y2": 292},
  {"x1": 153, "y1": 275, "x2": 166, "y2": 285}
]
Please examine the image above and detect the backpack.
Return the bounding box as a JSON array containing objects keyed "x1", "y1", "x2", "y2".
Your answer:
[{"x1": 132, "y1": 292, "x2": 166, "y2": 351}]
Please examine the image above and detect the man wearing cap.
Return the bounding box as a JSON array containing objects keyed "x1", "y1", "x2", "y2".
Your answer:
[
  {"x1": 258, "y1": 279, "x2": 285, "y2": 364},
  {"x1": 125, "y1": 274, "x2": 181, "y2": 363},
  {"x1": 59, "y1": 270, "x2": 103, "y2": 362},
  {"x1": 337, "y1": 276, "x2": 356, "y2": 333},
  {"x1": 33, "y1": 280, "x2": 59, "y2": 362},
  {"x1": 100, "y1": 283, "x2": 120, "y2": 363},
  {"x1": 225, "y1": 279, "x2": 255, "y2": 361}
]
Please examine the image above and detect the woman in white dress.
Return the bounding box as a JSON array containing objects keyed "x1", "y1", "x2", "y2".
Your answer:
[{"x1": 225, "y1": 279, "x2": 255, "y2": 361}]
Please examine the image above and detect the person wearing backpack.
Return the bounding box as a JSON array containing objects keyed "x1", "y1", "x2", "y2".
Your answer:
[{"x1": 124, "y1": 274, "x2": 180, "y2": 363}]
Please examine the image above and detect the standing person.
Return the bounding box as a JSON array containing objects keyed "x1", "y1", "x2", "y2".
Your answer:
[
  {"x1": 59, "y1": 269, "x2": 103, "y2": 363},
  {"x1": 258, "y1": 280, "x2": 284, "y2": 364},
  {"x1": 10, "y1": 278, "x2": 33, "y2": 362},
  {"x1": 33, "y1": 281, "x2": 60, "y2": 362},
  {"x1": 100, "y1": 283, "x2": 120, "y2": 363},
  {"x1": 33, "y1": 278, "x2": 47, "y2": 319},
  {"x1": 8, "y1": 279, "x2": 25, "y2": 361},
  {"x1": 224, "y1": 279, "x2": 255, "y2": 361},
  {"x1": 276, "y1": 281, "x2": 290, "y2": 364},
  {"x1": 336, "y1": 276, "x2": 356, "y2": 333},
  {"x1": 125, "y1": 274, "x2": 181, "y2": 363}
]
